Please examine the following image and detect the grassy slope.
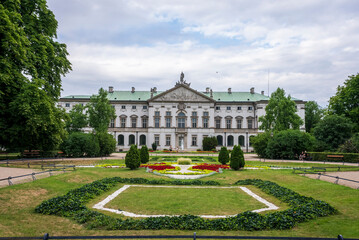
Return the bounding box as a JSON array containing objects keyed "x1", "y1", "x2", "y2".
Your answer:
[{"x1": 0, "y1": 166, "x2": 358, "y2": 238}]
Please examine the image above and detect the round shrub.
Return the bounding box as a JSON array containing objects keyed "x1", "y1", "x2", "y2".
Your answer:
[
  {"x1": 218, "y1": 146, "x2": 229, "y2": 164},
  {"x1": 140, "y1": 145, "x2": 149, "y2": 163},
  {"x1": 125, "y1": 145, "x2": 140, "y2": 170},
  {"x1": 202, "y1": 136, "x2": 218, "y2": 151},
  {"x1": 61, "y1": 132, "x2": 100, "y2": 157}
]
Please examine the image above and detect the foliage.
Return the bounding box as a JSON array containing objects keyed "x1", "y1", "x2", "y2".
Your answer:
[
  {"x1": 86, "y1": 88, "x2": 116, "y2": 133},
  {"x1": 61, "y1": 132, "x2": 99, "y2": 157},
  {"x1": 259, "y1": 88, "x2": 303, "y2": 132},
  {"x1": 35, "y1": 177, "x2": 336, "y2": 231},
  {"x1": 152, "y1": 142, "x2": 157, "y2": 151},
  {"x1": 305, "y1": 101, "x2": 323, "y2": 133},
  {"x1": 218, "y1": 146, "x2": 229, "y2": 164},
  {"x1": 177, "y1": 158, "x2": 192, "y2": 165},
  {"x1": 338, "y1": 133, "x2": 359, "y2": 153},
  {"x1": 202, "y1": 136, "x2": 218, "y2": 151},
  {"x1": 0, "y1": 0, "x2": 71, "y2": 151},
  {"x1": 230, "y1": 145, "x2": 240, "y2": 170},
  {"x1": 140, "y1": 145, "x2": 149, "y2": 163},
  {"x1": 328, "y1": 73, "x2": 359, "y2": 131},
  {"x1": 125, "y1": 145, "x2": 140, "y2": 170},
  {"x1": 266, "y1": 130, "x2": 315, "y2": 159},
  {"x1": 65, "y1": 104, "x2": 88, "y2": 133},
  {"x1": 308, "y1": 152, "x2": 359, "y2": 163},
  {"x1": 97, "y1": 132, "x2": 116, "y2": 156},
  {"x1": 313, "y1": 115, "x2": 353, "y2": 151},
  {"x1": 239, "y1": 146, "x2": 245, "y2": 168},
  {"x1": 251, "y1": 132, "x2": 271, "y2": 158}
]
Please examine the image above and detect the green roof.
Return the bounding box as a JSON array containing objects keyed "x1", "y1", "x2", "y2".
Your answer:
[{"x1": 203, "y1": 91, "x2": 269, "y2": 102}]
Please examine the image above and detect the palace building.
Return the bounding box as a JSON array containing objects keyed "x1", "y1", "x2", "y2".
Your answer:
[{"x1": 59, "y1": 73, "x2": 305, "y2": 152}]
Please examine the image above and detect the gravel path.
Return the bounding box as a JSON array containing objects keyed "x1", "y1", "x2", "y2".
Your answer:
[{"x1": 304, "y1": 171, "x2": 359, "y2": 189}]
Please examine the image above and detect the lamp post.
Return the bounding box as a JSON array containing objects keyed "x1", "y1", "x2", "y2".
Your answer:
[{"x1": 246, "y1": 131, "x2": 249, "y2": 153}]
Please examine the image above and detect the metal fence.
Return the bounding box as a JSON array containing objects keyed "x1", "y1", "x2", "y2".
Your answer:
[{"x1": 0, "y1": 233, "x2": 357, "y2": 240}]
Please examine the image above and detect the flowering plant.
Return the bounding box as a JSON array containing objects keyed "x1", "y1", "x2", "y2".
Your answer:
[{"x1": 190, "y1": 163, "x2": 229, "y2": 172}]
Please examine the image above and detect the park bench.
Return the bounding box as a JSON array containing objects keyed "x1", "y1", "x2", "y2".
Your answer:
[
  {"x1": 22, "y1": 150, "x2": 41, "y2": 158},
  {"x1": 326, "y1": 154, "x2": 344, "y2": 162}
]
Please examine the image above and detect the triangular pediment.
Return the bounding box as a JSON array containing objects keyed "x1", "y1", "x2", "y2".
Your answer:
[{"x1": 150, "y1": 84, "x2": 214, "y2": 103}]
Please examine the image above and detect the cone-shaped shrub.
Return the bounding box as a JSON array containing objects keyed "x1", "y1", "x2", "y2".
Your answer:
[
  {"x1": 230, "y1": 145, "x2": 240, "y2": 170},
  {"x1": 239, "y1": 146, "x2": 245, "y2": 168},
  {"x1": 125, "y1": 145, "x2": 140, "y2": 170},
  {"x1": 218, "y1": 146, "x2": 229, "y2": 164},
  {"x1": 140, "y1": 145, "x2": 149, "y2": 163}
]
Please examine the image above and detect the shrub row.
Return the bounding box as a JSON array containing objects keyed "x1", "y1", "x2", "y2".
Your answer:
[
  {"x1": 308, "y1": 152, "x2": 359, "y2": 163},
  {"x1": 35, "y1": 178, "x2": 336, "y2": 231}
]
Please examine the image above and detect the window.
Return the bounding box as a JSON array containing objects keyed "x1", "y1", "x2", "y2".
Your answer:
[
  {"x1": 226, "y1": 106, "x2": 231, "y2": 110},
  {"x1": 203, "y1": 111, "x2": 209, "y2": 116},
  {"x1": 166, "y1": 118, "x2": 171, "y2": 128},
  {"x1": 118, "y1": 135, "x2": 124, "y2": 145},
  {"x1": 132, "y1": 105, "x2": 136, "y2": 110},
  {"x1": 120, "y1": 118, "x2": 126, "y2": 128},
  {"x1": 192, "y1": 111, "x2": 197, "y2": 116},
  {"x1": 155, "y1": 135, "x2": 160, "y2": 146},
  {"x1": 192, "y1": 118, "x2": 197, "y2": 128},
  {"x1": 248, "y1": 106, "x2": 253, "y2": 110},
  {"x1": 166, "y1": 111, "x2": 171, "y2": 116},
  {"x1": 237, "y1": 119, "x2": 242, "y2": 129},
  {"x1": 227, "y1": 135, "x2": 234, "y2": 146},
  {"x1": 110, "y1": 119, "x2": 115, "y2": 128},
  {"x1": 121, "y1": 105, "x2": 126, "y2": 109},
  {"x1": 143, "y1": 105, "x2": 148, "y2": 110},
  {"x1": 226, "y1": 119, "x2": 231, "y2": 129},
  {"x1": 155, "y1": 117, "x2": 160, "y2": 128},
  {"x1": 65, "y1": 103, "x2": 70, "y2": 107},
  {"x1": 166, "y1": 136, "x2": 171, "y2": 146},
  {"x1": 155, "y1": 111, "x2": 160, "y2": 116},
  {"x1": 129, "y1": 135, "x2": 135, "y2": 145},
  {"x1": 215, "y1": 119, "x2": 221, "y2": 129},
  {"x1": 131, "y1": 118, "x2": 137, "y2": 128},
  {"x1": 248, "y1": 119, "x2": 253, "y2": 129},
  {"x1": 238, "y1": 136, "x2": 245, "y2": 147},
  {"x1": 237, "y1": 106, "x2": 242, "y2": 110},
  {"x1": 142, "y1": 118, "x2": 148, "y2": 128},
  {"x1": 178, "y1": 112, "x2": 186, "y2": 128},
  {"x1": 217, "y1": 135, "x2": 223, "y2": 146},
  {"x1": 140, "y1": 135, "x2": 146, "y2": 145},
  {"x1": 203, "y1": 118, "x2": 208, "y2": 128},
  {"x1": 192, "y1": 136, "x2": 197, "y2": 146},
  {"x1": 215, "y1": 106, "x2": 220, "y2": 110}
]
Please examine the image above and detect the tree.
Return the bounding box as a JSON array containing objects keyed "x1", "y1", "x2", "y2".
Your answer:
[
  {"x1": 218, "y1": 146, "x2": 229, "y2": 164},
  {"x1": 251, "y1": 132, "x2": 271, "y2": 158},
  {"x1": 259, "y1": 88, "x2": 303, "y2": 132},
  {"x1": 313, "y1": 115, "x2": 353, "y2": 151},
  {"x1": 61, "y1": 132, "x2": 100, "y2": 157},
  {"x1": 328, "y1": 73, "x2": 359, "y2": 131},
  {"x1": 305, "y1": 101, "x2": 323, "y2": 133},
  {"x1": 338, "y1": 133, "x2": 359, "y2": 153},
  {"x1": 202, "y1": 136, "x2": 218, "y2": 151},
  {"x1": 230, "y1": 145, "x2": 240, "y2": 170},
  {"x1": 140, "y1": 145, "x2": 149, "y2": 163},
  {"x1": 0, "y1": 0, "x2": 71, "y2": 151},
  {"x1": 87, "y1": 88, "x2": 116, "y2": 133},
  {"x1": 65, "y1": 104, "x2": 88, "y2": 133},
  {"x1": 125, "y1": 145, "x2": 140, "y2": 170},
  {"x1": 96, "y1": 132, "x2": 116, "y2": 156}
]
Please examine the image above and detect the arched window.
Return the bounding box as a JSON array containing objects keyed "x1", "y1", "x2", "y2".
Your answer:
[
  {"x1": 118, "y1": 135, "x2": 124, "y2": 146},
  {"x1": 178, "y1": 112, "x2": 186, "y2": 128},
  {"x1": 227, "y1": 135, "x2": 234, "y2": 146},
  {"x1": 238, "y1": 135, "x2": 245, "y2": 147},
  {"x1": 217, "y1": 135, "x2": 223, "y2": 146},
  {"x1": 129, "y1": 134, "x2": 135, "y2": 145},
  {"x1": 140, "y1": 135, "x2": 146, "y2": 145}
]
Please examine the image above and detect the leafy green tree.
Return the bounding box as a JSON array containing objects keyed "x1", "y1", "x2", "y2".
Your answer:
[
  {"x1": 259, "y1": 88, "x2": 303, "y2": 132},
  {"x1": 140, "y1": 145, "x2": 149, "y2": 163},
  {"x1": 230, "y1": 145, "x2": 240, "y2": 170},
  {"x1": 251, "y1": 132, "x2": 271, "y2": 158},
  {"x1": 202, "y1": 136, "x2": 218, "y2": 151},
  {"x1": 328, "y1": 73, "x2": 359, "y2": 131},
  {"x1": 266, "y1": 130, "x2": 315, "y2": 159},
  {"x1": 87, "y1": 88, "x2": 116, "y2": 133},
  {"x1": 313, "y1": 115, "x2": 353, "y2": 151},
  {"x1": 218, "y1": 146, "x2": 229, "y2": 164},
  {"x1": 125, "y1": 145, "x2": 140, "y2": 170},
  {"x1": 338, "y1": 133, "x2": 359, "y2": 153},
  {"x1": 65, "y1": 104, "x2": 88, "y2": 133},
  {"x1": 61, "y1": 132, "x2": 100, "y2": 157},
  {"x1": 97, "y1": 132, "x2": 116, "y2": 156},
  {"x1": 305, "y1": 101, "x2": 323, "y2": 133},
  {"x1": 0, "y1": 0, "x2": 71, "y2": 150}
]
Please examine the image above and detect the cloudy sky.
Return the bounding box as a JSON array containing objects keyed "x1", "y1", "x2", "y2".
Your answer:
[{"x1": 47, "y1": 0, "x2": 359, "y2": 107}]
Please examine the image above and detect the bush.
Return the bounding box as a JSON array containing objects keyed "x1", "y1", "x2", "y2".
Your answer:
[
  {"x1": 177, "y1": 158, "x2": 192, "y2": 165},
  {"x1": 239, "y1": 146, "x2": 245, "y2": 168},
  {"x1": 218, "y1": 146, "x2": 229, "y2": 164},
  {"x1": 140, "y1": 145, "x2": 149, "y2": 163},
  {"x1": 125, "y1": 145, "x2": 140, "y2": 170},
  {"x1": 96, "y1": 132, "x2": 116, "y2": 156},
  {"x1": 61, "y1": 132, "x2": 100, "y2": 157},
  {"x1": 251, "y1": 132, "x2": 271, "y2": 158},
  {"x1": 266, "y1": 130, "x2": 315, "y2": 159},
  {"x1": 230, "y1": 145, "x2": 240, "y2": 170},
  {"x1": 202, "y1": 136, "x2": 218, "y2": 151},
  {"x1": 338, "y1": 133, "x2": 359, "y2": 153},
  {"x1": 152, "y1": 142, "x2": 157, "y2": 151}
]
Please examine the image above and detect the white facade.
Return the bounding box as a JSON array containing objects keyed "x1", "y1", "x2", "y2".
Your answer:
[{"x1": 59, "y1": 80, "x2": 305, "y2": 152}]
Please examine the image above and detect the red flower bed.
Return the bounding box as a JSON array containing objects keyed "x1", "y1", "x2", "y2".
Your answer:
[
  {"x1": 140, "y1": 163, "x2": 175, "y2": 170},
  {"x1": 192, "y1": 163, "x2": 230, "y2": 172}
]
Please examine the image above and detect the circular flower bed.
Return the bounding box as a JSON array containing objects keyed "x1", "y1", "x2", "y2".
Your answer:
[{"x1": 190, "y1": 163, "x2": 230, "y2": 172}]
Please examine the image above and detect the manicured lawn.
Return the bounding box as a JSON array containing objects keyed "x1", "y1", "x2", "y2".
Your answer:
[{"x1": 0, "y1": 165, "x2": 358, "y2": 238}]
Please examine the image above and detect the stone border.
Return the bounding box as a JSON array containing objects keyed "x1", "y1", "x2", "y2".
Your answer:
[{"x1": 93, "y1": 185, "x2": 279, "y2": 218}]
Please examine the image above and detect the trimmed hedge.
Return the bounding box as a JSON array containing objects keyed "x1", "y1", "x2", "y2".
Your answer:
[
  {"x1": 308, "y1": 152, "x2": 359, "y2": 163},
  {"x1": 35, "y1": 177, "x2": 336, "y2": 231}
]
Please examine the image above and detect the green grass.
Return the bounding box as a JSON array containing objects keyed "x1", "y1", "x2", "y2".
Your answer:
[
  {"x1": 104, "y1": 186, "x2": 286, "y2": 215},
  {"x1": 0, "y1": 163, "x2": 358, "y2": 237}
]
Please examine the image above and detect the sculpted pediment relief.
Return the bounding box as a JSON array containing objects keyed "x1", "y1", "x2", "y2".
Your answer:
[{"x1": 151, "y1": 86, "x2": 213, "y2": 103}]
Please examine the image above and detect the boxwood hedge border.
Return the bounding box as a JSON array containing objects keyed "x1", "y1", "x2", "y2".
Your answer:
[{"x1": 35, "y1": 177, "x2": 337, "y2": 231}]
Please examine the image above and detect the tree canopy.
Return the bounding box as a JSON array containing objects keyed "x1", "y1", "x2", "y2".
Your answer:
[
  {"x1": 328, "y1": 73, "x2": 359, "y2": 131},
  {"x1": 65, "y1": 104, "x2": 88, "y2": 133},
  {"x1": 259, "y1": 88, "x2": 303, "y2": 132},
  {"x1": 305, "y1": 101, "x2": 323, "y2": 133},
  {"x1": 0, "y1": 0, "x2": 71, "y2": 151}
]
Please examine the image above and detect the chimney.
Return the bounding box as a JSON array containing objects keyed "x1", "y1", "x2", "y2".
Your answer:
[
  {"x1": 206, "y1": 87, "x2": 210, "y2": 93},
  {"x1": 131, "y1": 87, "x2": 135, "y2": 93},
  {"x1": 250, "y1": 87, "x2": 255, "y2": 94},
  {"x1": 261, "y1": 91, "x2": 264, "y2": 95},
  {"x1": 210, "y1": 89, "x2": 213, "y2": 98},
  {"x1": 153, "y1": 87, "x2": 157, "y2": 93},
  {"x1": 228, "y1": 88, "x2": 232, "y2": 94},
  {"x1": 109, "y1": 86, "x2": 114, "y2": 93}
]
